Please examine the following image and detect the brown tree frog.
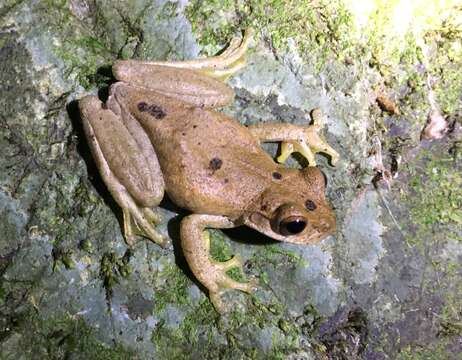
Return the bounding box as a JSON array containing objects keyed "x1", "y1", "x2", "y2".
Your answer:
[{"x1": 79, "y1": 29, "x2": 339, "y2": 311}]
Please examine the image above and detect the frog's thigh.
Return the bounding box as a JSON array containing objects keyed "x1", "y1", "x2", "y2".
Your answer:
[
  {"x1": 79, "y1": 96, "x2": 166, "y2": 246},
  {"x1": 112, "y1": 64, "x2": 234, "y2": 108},
  {"x1": 80, "y1": 96, "x2": 164, "y2": 206},
  {"x1": 180, "y1": 214, "x2": 256, "y2": 312}
]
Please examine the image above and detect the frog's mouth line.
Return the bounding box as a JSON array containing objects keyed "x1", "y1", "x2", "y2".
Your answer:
[{"x1": 243, "y1": 212, "x2": 325, "y2": 244}]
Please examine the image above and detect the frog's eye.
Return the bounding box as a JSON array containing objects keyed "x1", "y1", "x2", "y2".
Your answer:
[{"x1": 279, "y1": 216, "x2": 307, "y2": 235}]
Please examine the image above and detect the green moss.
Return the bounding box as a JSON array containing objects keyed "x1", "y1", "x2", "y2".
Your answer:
[
  {"x1": 405, "y1": 151, "x2": 462, "y2": 248},
  {"x1": 209, "y1": 229, "x2": 248, "y2": 282},
  {"x1": 151, "y1": 299, "x2": 220, "y2": 359},
  {"x1": 156, "y1": 0, "x2": 180, "y2": 21},
  {"x1": 54, "y1": 35, "x2": 113, "y2": 89},
  {"x1": 397, "y1": 342, "x2": 454, "y2": 360},
  {"x1": 209, "y1": 229, "x2": 233, "y2": 262},
  {"x1": 52, "y1": 248, "x2": 76, "y2": 270},
  {"x1": 45, "y1": 0, "x2": 68, "y2": 9},
  {"x1": 251, "y1": 244, "x2": 308, "y2": 268},
  {"x1": 1, "y1": 313, "x2": 136, "y2": 359},
  {"x1": 439, "y1": 281, "x2": 462, "y2": 337},
  {"x1": 428, "y1": 19, "x2": 462, "y2": 114},
  {"x1": 150, "y1": 322, "x2": 186, "y2": 359},
  {"x1": 31, "y1": 0, "x2": 114, "y2": 90},
  {"x1": 100, "y1": 250, "x2": 133, "y2": 297},
  {"x1": 0, "y1": 0, "x2": 25, "y2": 18},
  {"x1": 0, "y1": 285, "x2": 6, "y2": 306},
  {"x1": 392, "y1": 144, "x2": 462, "y2": 358},
  {"x1": 150, "y1": 281, "x2": 305, "y2": 358},
  {"x1": 79, "y1": 238, "x2": 94, "y2": 254},
  {"x1": 186, "y1": 0, "x2": 354, "y2": 71},
  {"x1": 152, "y1": 263, "x2": 191, "y2": 313}
]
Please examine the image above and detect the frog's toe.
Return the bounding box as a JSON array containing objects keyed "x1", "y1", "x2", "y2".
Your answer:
[
  {"x1": 310, "y1": 140, "x2": 340, "y2": 167},
  {"x1": 209, "y1": 292, "x2": 227, "y2": 313},
  {"x1": 142, "y1": 207, "x2": 162, "y2": 225},
  {"x1": 208, "y1": 274, "x2": 257, "y2": 313},
  {"x1": 204, "y1": 258, "x2": 257, "y2": 311},
  {"x1": 278, "y1": 140, "x2": 317, "y2": 166},
  {"x1": 326, "y1": 147, "x2": 340, "y2": 166},
  {"x1": 214, "y1": 254, "x2": 243, "y2": 271},
  {"x1": 123, "y1": 207, "x2": 169, "y2": 247},
  {"x1": 200, "y1": 57, "x2": 247, "y2": 81},
  {"x1": 196, "y1": 28, "x2": 253, "y2": 79},
  {"x1": 277, "y1": 142, "x2": 295, "y2": 164},
  {"x1": 227, "y1": 276, "x2": 258, "y2": 294}
]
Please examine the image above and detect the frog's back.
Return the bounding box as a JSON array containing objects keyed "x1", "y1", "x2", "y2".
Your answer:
[
  {"x1": 121, "y1": 92, "x2": 274, "y2": 217},
  {"x1": 156, "y1": 108, "x2": 278, "y2": 217}
]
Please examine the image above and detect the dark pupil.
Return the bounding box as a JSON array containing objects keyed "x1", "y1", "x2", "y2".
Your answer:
[{"x1": 283, "y1": 220, "x2": 307, "y2": 234}]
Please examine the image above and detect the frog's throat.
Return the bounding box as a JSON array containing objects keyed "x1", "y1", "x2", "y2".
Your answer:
[{"x1": 242, "y1": 212, "x2": 327, "y2": 245}]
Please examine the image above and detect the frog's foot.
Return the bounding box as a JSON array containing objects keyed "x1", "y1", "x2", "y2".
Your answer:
[
  {"x1": 129, "y1": 28, "x2": 253, "y2": 81},
  {"x1": 248, "y1": 108, "x2": 339, "y2": 166},
  {"x1": 277, "y1": 135, "x2": 339, "y2": 166},
  {"x1": 277, "y1": 139, "x2": 317, "y2": 165},
  {"x1": 197, "y1": 28, "x2": 254, "y2": 81},
  {"x1": 277, "y1": 109, "x2": 339, "y2": 166},
  {"x1": 208, "y1": 253, "x2": 258, "y2": 312},
  {"x1": 180, "y1": 214, "x2": 257, "y2": 312},
  {"x1": 122, "y1": 205, "x2": 167, "y2": 247}
]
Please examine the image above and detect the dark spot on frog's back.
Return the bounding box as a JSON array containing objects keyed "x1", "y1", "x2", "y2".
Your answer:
[
  {"x1": 209, "y1": 157, "x2": 223, "y2": 171},
  {"x1": 137, "y1": 102, "x2": 166, "y2": 119},
  {"x1": 272, "y1": 172, "x2": 282, "y2": 180}
]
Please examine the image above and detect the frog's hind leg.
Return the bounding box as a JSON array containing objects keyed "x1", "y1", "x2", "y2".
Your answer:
[
  {"x1": 114, "y1": 28, "x2": 253, "y2": 82},
  {"x1": 180, "y1": 214, "x2": 257, "y2": 312},
  {"x1": 79, "y1": 96, "x2": 168, "y2": 247}
]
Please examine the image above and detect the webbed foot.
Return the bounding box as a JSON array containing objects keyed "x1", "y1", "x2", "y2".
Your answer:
[
  {"x1": 207, "y1": 250, "x2": 257, "y2": 312},
  {"x1": 277, "y1": 108, "x2": 339, "y2": 166},
  {"x1": 180, "y1": 214, "x2": 257, "y2": 312}
]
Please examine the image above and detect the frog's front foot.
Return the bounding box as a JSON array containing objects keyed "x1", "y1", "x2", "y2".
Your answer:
[
  {"x1": 207, "y1": 254, "x2": 257, "y2": 312},
  {"x1": 180, "y1": 214, "x2": 257, "y2": 312},
  {"x1": 277, "y1": 109, "x2": 340, "y2": 166},
  {"x1": 248, "y1": 108, "x2": 339, "y2": 166}
]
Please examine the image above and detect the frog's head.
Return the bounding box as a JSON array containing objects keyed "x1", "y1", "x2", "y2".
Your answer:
[{"x1": 242, "y1": 166, "x2": 336, "y2": 244}]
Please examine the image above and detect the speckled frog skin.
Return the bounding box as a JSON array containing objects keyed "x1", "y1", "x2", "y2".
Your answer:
[{"x1": 79, "y1": 29, "x2": 339, "y2": 311}]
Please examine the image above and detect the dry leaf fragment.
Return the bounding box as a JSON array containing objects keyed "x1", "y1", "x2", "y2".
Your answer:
[{"x1": 376, "y1": 92, "x2": 400, "y2": 115}]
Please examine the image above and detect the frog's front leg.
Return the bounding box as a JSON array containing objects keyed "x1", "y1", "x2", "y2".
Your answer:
[
  {"x1": 79, "y1": 96, "x2": 168, "y2": 247},
  {"x1": 248, "y1": 109, "x2": 339, "y2": 166},
  {"x1": 180, "y1": 214, "x2": 256, "y2": 312}
]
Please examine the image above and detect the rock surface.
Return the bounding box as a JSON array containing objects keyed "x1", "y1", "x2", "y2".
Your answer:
[{"x1": 0, "y1": 0, "x2": 461, "y2": 359}]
